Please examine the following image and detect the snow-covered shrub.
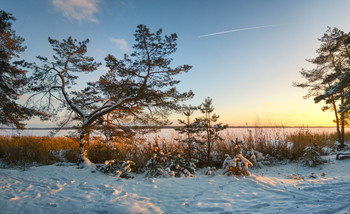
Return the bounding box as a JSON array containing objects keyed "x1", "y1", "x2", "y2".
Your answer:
[
  {"x1": 205, "y1": 167, "x2": 218, "y2": 176},
  {"x1": 335, "y1": 141, "x2": 342, "y2": 151},
  {"x1": 321, "y1": 146, "x2": 333, "y2": 155},
  {"x1": 145, "y1": 148, "x2": 197, "y2": 178},
  {"x1": 170, "y1": 154, "x2": 197, "y2": 177},
  {"x1": 99, "y1": 160, "x2": 135, "y2": 179},
  {"x1": 301, "y1": 145, "x2": 325, "y2": 167},
  {"x1": 245, "y1": 149, "x2": 265, "y2": 168},
  {"x1": 222, "y1": 154, "x2": 253, "y2": 176},
  {"x1": 263, "y1": 154, "x2": 277, "y2": 165},
  {"x1": 145, "y1": 148, "x2": 171, "y2": 177},
  {"x1": 335, "y1": 141, "x2": 350, "y2": 151}
]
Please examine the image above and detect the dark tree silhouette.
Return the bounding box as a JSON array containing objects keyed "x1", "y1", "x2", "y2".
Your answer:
[
  {"x1": 0, "y1": 10, "x2": 39, "y2": 128},
  {"x1": 180, "y1": 97, "x2": 227, "y2": 166},
  {"x1": 176, "y1": 105, "x2": 199, "y2": 159},
  {"x1": 294, "y1": 27, "x2": 350, "y2": 148},
  {"x1": 26, "y1": 25, "x2": 193, "y2": 167},
  {"x1": 197, "y1": 97, "x2": 228, "y2": 165}
]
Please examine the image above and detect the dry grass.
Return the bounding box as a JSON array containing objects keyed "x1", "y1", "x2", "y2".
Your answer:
[
  {"x1": 0, "y1": 127, "x2": 344, "y2": 168},
  {"x1": 209, "y1": 127, "x2": 341, "y2": 163},
  {"x1": 0, "y1": 136, "x2": 79, "y2": 167},
  {"x1": 0, "y1": 135, "x2": 169, "y2": 169}
]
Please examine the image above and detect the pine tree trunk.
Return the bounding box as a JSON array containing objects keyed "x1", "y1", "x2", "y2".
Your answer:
[
  {"x1": 206, "y1": 112, "x2": 211, "y2": 166},
  {"x1": 207, "y1": 139, "x2": 211, "y2": 166},
  {"x1": 340, "y1": 111, "x2": 345, "y2": 149},
  {"x1": 77, "y1": 130, "x2": 85, "y2": 166},
  {"x1": 77, "y1": 128, "x2": 92, "y2": 168},
  {"x1": 340, "y1": 97, "x2": 345, "y2": 149},
  {"x1": 332, "y1": 100, "x2": 343, "y2": 148},
  {"x1": 186, "y1": 116, "x2": 192, "y2": 159},
  {"x1": 187, "y1": 134, "x2": 192, "y2": 159}
]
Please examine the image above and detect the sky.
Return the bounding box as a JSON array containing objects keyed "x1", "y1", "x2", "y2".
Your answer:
[{"x1": 2, "y1": 0, "x2": 350, "y2": 127}]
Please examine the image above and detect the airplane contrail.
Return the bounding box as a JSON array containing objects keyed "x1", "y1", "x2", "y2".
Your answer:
[{"x1": 198, "y1": 24, "x2": 284, "y2": 38}]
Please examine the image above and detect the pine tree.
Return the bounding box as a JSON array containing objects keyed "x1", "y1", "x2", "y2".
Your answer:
[
  {"x1": 294, "y1": 27, "x2": 350, "y2": 148},
  {"x1": 0, "y1": 11, "x2": 39, "y2": 128},
  {"x1": 145, "y1": 146, "x2": 197, "y2": 178},
  {"x1": 301, "y1": 144, "x2": 325, "y2": 167},
  {"x1": 222, "y1": 154, "x2": 253, "y2": 176},
  {"x1": 25, "y1": 25, "x2": 193, "y2": 167},
  {"x1": 312, "y1": 29, "x2": 350, "y2": 149},
  {"x1": 176, "y1": 105, "x2": 199, "y2": 159},
  {"x1": 194, "y1": 97, "x2": 228, "y2": 166}
]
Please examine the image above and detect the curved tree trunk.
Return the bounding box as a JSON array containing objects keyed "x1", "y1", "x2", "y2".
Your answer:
[{"x1": 77, "y1": 128, "x2": 93, "y2": 168}]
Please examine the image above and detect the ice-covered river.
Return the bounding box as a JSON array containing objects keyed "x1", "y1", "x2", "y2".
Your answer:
[{"x1": 1, "y1": 126, "x2": 348, "y2": 140}]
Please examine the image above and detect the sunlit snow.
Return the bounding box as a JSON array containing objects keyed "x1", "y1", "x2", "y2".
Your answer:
[{"x1": 1, "y1": 155, "x2": 350, "y2": 213}]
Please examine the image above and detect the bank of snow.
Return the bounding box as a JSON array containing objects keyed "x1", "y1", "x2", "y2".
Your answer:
[{"x1": 1, "y1": 155, "x2": 350, "y2": 214}]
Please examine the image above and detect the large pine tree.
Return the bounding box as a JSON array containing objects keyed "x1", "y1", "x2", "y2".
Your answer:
[
  {"x1": 294, "y1": 27, "x2": 350, "y2": 148},
  {"x1": 0, "y1": 11, "x2": 37, "y2": 128},
  {"x1": 26, "y1": 25, "x2": 193, "y2": 166}
]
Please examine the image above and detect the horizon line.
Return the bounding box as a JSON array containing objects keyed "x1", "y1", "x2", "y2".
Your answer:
[{"x1": 0, "y1": 125, "x2": 342, "y2": 130}]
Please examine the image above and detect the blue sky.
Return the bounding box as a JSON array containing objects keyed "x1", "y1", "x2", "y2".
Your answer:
[{"x1": 2, "y1": 0, "x2": 350, "y2": 126}]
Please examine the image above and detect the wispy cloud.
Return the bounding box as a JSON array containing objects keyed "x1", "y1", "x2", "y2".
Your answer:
[
  {"x1": 109, "y1": 38, "x2": 129, "y2": 52},
  {"x1": 52, "y1": 0, "x2": 100, "y2": 23},
  {"x1": 199, "y1": 24, "x2": 284, "y2": 38}
]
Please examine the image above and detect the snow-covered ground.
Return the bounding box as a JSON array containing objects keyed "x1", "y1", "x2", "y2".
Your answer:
[{"x1": 1, "y1": 155, "x2": 350, "y2": 214}]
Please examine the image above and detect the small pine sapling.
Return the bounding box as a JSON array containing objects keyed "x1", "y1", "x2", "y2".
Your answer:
[
  {"x1": 246, "y1": 149, "x2": 265, "y2": 168},
  {"x1": 222, "y1": 154, "x2": 253, "y2": 176},
  {"x1": 99, "y1": 160, "x2": 135, "y2": 179},
  {"x1": 145, "y1": 147, "x2": 171, "y2": 177},
  {"x1": 168, "y1": 154, "x2": 198, "y2": 177},
  {"x1": 205, "y1": 167, "x2": 218, "y2": 176},
  {"x1": 193, "y1": 97, "x2": 228, "y2": 166},
  {"x1": 176, "y1": 105, "x2": 201, "y2": 160},
  {"x1": 145, "y1": 147, "x2": 197, "y2": 177},
  {"x1": 301, "y1": 144, "x2": 325, "y2": 167},
  {"x1": 232, "y1": 139, "x2": 243, "y2": 155}
]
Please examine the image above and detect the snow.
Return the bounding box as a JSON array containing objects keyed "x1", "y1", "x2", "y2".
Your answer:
[{"x1": 1, "y1": 156, "x2": 350, "y2": 214}]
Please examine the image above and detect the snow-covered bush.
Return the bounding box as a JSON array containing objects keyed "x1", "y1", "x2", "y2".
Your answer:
[
  {"x1": 245, "y1": 149, "x2": 266, "y2": 168},
  {"x1": 170, "y1": 154, "x2": 197, "y2": 177},
  {"x1": 301, "y1": 145, "x2": 325, "y2": 167},
  {"x1": 205, "y1": 167, "x2": 218, "y2": 176},
  {"x1": 335, "y1": 141, "x2": 350, "y2": 151},
  {"x1": 222, "y1": 154, "x2": 253, "y2": 176},
  {"x1": 321, "y1": 146, "x2": 333, "y2": 155},
  {"x1": 99, "y1": 160, "x2": 135, "y2": 179},
  {"x1": 263, "y1": 154, "x2": 278, "y2": 165},
  {"x1": 145, "y1": 148, "x2": 197, "y2": 178},
  {"x1": 145, "y1": 148, "x2": 171, "y2": 177}
]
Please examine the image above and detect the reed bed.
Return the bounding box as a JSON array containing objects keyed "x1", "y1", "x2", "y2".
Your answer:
[{"x1": 0, "y1": 127, "x2": 345, "y2": 167}]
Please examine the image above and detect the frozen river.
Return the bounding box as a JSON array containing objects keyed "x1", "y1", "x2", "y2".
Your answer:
[{"x1": 1, "y1": 126, "x2": 348, "y2": 139}]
